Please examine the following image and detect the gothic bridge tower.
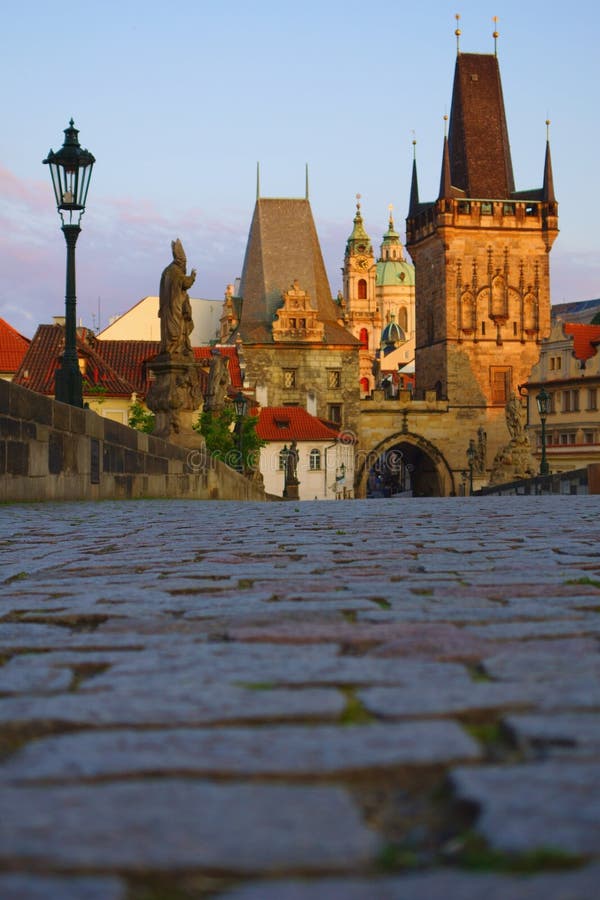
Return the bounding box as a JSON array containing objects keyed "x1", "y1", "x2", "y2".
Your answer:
[{"x1": 405, "y1": 37, "x2": 558, "y2": 414}]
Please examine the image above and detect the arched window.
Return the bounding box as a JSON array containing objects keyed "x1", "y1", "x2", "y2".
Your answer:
[
  {"x1": 358, "y1": 279, "x2": 367, "y2": 300},
  {"x1": 309, "y1": 448, "x2": 321, "y2": 470},
  {"x1": 278, "y1": 449, "x2": 287, "y2": 470},
  {"x1": 359, "y1": 327, "x2": 369, "y2": 348},
  {"x1": 360, "y1": 377, "x2": 370, "y2": 395}
]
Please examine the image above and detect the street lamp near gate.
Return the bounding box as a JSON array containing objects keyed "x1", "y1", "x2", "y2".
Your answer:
[
  {"x1": 536, "y1": 387, "x2": 551, "y2": 476},
  {"x1": 44, "y1": 120, "x2": 95, "y2": 407}
]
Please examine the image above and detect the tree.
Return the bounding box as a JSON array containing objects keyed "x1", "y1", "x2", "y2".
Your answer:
[
  {"x1": 195, "y1": 403, "x2": 265, "y2": 474},
  {"x1": 129, "y1": 400, "x2": 155, "y2": 434}
]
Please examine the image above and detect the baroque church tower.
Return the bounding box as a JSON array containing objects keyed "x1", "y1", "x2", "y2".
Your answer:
[{"x1": 406, "y1": 38, "x2": 558, "y2": 412}]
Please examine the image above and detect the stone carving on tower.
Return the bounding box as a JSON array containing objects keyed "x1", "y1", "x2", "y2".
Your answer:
[{"x1": 272, "y1": 280, "x2": 324, "y2": 342}]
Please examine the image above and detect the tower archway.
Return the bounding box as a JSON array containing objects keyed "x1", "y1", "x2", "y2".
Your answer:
[{"x1": 357, "y1": 432, "x2": 455, "y2": 498}]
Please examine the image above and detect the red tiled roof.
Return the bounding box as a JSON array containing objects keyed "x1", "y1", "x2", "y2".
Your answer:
[
  {"x1": 254, "y1": 406, "x2": 340, "y2": 442},
  {"x1": 563, "y1": 323, "x2": 600, "y2": 361},
  {"x1": 194, "y1": 346, "x2": 242, "y2": 389},
  {"x1": 96, "y1": 339, "x2": 160, "y2": 396},
  {"x1": 14, "y1": 326, "x2": 136, "y2": 397},
  {"x1": 0, "y1": 318, "x2": 30, "y2": 374}
]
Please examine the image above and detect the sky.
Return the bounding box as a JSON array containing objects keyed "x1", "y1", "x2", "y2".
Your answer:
[{"x1": 1, "y1": 0, "x2": 599, "y2": 339}]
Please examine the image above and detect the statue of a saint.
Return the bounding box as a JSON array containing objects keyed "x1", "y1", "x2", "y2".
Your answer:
[
  {"x1": 204, "y1": 349, "x2": 230, "y2": 413},
  {"x1": 159, "y1": 239, "x2": 196, "y2": 356},
  {"x1": 505, "y1": 392, "x2": 526, "y2": 443}
]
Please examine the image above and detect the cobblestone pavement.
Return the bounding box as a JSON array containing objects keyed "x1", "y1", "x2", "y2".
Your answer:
[{"x1": 0, "y1": 496, "x2": 598, "y2": 899}]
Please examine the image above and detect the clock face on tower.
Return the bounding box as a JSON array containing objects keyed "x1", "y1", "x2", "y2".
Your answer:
[{"x1": 356, "y1": 256, "x2": 369, "y2": 271}]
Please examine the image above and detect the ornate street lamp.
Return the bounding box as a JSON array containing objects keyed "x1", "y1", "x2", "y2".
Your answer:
[
  {"x1": 466, "y1": 439, "x2": 476, "y2": 495},
  {"x1": 233, "y1": 390, "x2": 248, "y2": 472},
  {"x1": 536, "y1": 387, "x2": 551, "y2": 476},
  {"x1": 44, "y1": 120, "x2": 95, "y2": 406}
]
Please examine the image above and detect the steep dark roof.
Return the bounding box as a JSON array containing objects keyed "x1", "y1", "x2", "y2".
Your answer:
[
  {"x1": 235, "y1": 198, "x2": 357, "y2": 345},
  {"x1": 448, "y1": 53, "x2": 515, "y2": 199}
]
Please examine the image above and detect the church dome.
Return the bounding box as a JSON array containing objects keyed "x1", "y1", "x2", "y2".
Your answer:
[
  {"x1": 376, "y1": 259, "x2": 415, "y2": 287},
  {"x1": 381, "y1": 317, "x2": 405, "y2": 346}
]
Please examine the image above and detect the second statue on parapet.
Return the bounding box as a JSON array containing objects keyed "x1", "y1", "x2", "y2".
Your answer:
[
  {"x1": 159, "y1": 238, "x2": 196, "y2": 357},
  {"x1": 489, "y1": 392, "x2": 536, "y2": 484}
]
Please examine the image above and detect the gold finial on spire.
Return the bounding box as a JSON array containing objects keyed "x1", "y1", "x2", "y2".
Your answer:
[
  {"x1": 443, "y1": 114, "x2": 448, "y2": 138},
  {"x1": 546, "y1": 119, "x2": 551, "y2": 141},
  {"x1": 492, "y1": 16, "x2": 499, "y2": 55},
  {"x1": 388, "y1": 203, "x2": 394, "y2": 227},
  {"x1": 411, "y1": 130, "x2": 417, "y2": 158},
  {"x1": 356, "y1": 192, "x2": 362, "y2": 212},
  {"x1": 455, "y1": 13, "x2": 461, "y2": 54}
]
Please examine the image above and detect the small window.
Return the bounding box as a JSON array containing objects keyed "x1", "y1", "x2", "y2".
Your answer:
[
  {"x1": 283, "y1": 369, "x2": 296, "y2": 389},
  {"x1": 481, "y1": 202, "x2": 492, "y2": 215},
  {"x1": 584, "y1": 431, "x2": 595, "y2": 444},
  {"x1": 481, "y1": 321, "x2": 486, "y2": 336},
  {"x1": 562, "y1": 390, "x2": 571, "y2": 413},
  {"x1": 458, "y1": 202, "x2": 471, "y2": 214},
  {"x1": 328, "y1": 404, "x2": 342, "y2": 425},
  {"x1": 588, "y1": 388, "x2": 597, "y2": 411},
  {"x1": 327, "y1": 370, "x2": 341, "y2": 389},
  {"x1": 571, "y1": 389, "x2": 580, "y2": 412},
  {"x1": 309, "y1": 449, "x2": 321, "y2": 470},
  {"x1": 358, "y1": 279, "x2": 367, "y2": 300},
  {"x1": 525, "y1": 203, "x2": 537, "y2": 216},
  {"x1": 503, "y1": 203, "x2": 515, "y2": 216},
  {"x1": 278, "y1": 449, "x2": 287, "y2": 469}
]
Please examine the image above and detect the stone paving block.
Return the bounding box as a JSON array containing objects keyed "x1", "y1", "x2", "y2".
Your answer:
[
  {"x1": 357, "y1": 681, "x2": 542, "y2": 718},
  {"x1": 0, "y1": 684, "x2": 346, "y2": 727},
  {"x1": 0, "y1": 720, "x2": 480, "y2": 782},
  {"x1": 503, "y1": 713, "x2": 600, "y2": 758},
  {"x1": 0, "y1": 654, "x2": 73, "y2": 693},
  {"x1": 0, "y1": 780, "x2": 379, "y2": 872},
  {"x1": 465, "y1": 619, "x2": 600, "y2": 640},
  {"x1": 482, "y1": 640, "x2": 600, "y2": 682},
  {"x1": 450, "y1": 762, "x2": 600, "y2": 855},
  {"x1": 217, "y1": 866, "x2": 600, "y2": 900},
  {"x1": 0, "y1": 873, "x2": 126, "y2": 900}
]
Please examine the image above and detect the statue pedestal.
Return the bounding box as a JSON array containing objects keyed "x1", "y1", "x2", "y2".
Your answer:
[
  {"x1": 146, "y1": 354, "x2": 205, "y2": 450},
  {"x1": 283, "y1": 480, "x2": 300, "y2": 500}
]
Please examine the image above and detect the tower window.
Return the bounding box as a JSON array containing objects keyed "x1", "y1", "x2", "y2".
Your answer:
[
  {"x1": 359, "y1": 327, "x2": 369, "y2": 348},
  {"x1": 481, "y1": 202, "x2": 492, "y2": 215},
  {"x1": 283, "y1": 369, "x2": 297, "y2": 389},
  {"x1": 358, "y1": 279, "x2": 367, "y2": 300},
  {"x1": 327, "y1": 370, "x2": 342, "y2": 389}
]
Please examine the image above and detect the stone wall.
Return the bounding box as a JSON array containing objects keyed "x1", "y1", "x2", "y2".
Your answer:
[{"x1": 0, "y1": 379, "x2": 265, "y2": 503}]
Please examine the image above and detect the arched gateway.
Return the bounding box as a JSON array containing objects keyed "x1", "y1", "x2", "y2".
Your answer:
[{"x1": 356, "y1": 432, "x2": 454, "y2": 498}]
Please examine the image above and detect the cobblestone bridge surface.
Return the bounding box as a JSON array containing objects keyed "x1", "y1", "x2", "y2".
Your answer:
[{"x1": 0, "y1": 496, "x2": 598, "y2": 899}]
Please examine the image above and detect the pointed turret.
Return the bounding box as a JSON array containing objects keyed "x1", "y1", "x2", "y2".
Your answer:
[
  {"x1": 380, "y1": 207, "x2": 405, "y2": 262},
  {"x1": 542, "y1": 121, "x2": 556, "y2": 204},
  {"x1": 408, "y1": 143, "x2": 420, "y2": 217},
  {"x1": 438, "y1": 132, "x2": 453, "y2": 200}
]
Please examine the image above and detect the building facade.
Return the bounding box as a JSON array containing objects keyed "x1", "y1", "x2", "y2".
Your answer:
[{"x1": 526, "y1": 321, "x2": 600, "y2": 472}]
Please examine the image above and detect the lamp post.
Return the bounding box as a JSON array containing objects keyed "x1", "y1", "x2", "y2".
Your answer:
[
  {"x1": 44, "y1": 120, "x2": 95, "y2": 407},
  {"x1": 233, "y1": 390, "x2": 248, "y2": 473},
  {"x1": 536, "y1": 387, "x2": 551, "y2": 476},
  {"x1": 466, "y1": 439, "x2": 476, "y2": 495}
]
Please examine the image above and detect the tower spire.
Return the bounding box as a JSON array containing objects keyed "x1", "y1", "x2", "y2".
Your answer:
[
  {"x1": 492, "y1": 16, "x2": 499, "y2": 56},
  {"x1": 455, "y1": 14, "x2": 461, "y2": 55}
]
